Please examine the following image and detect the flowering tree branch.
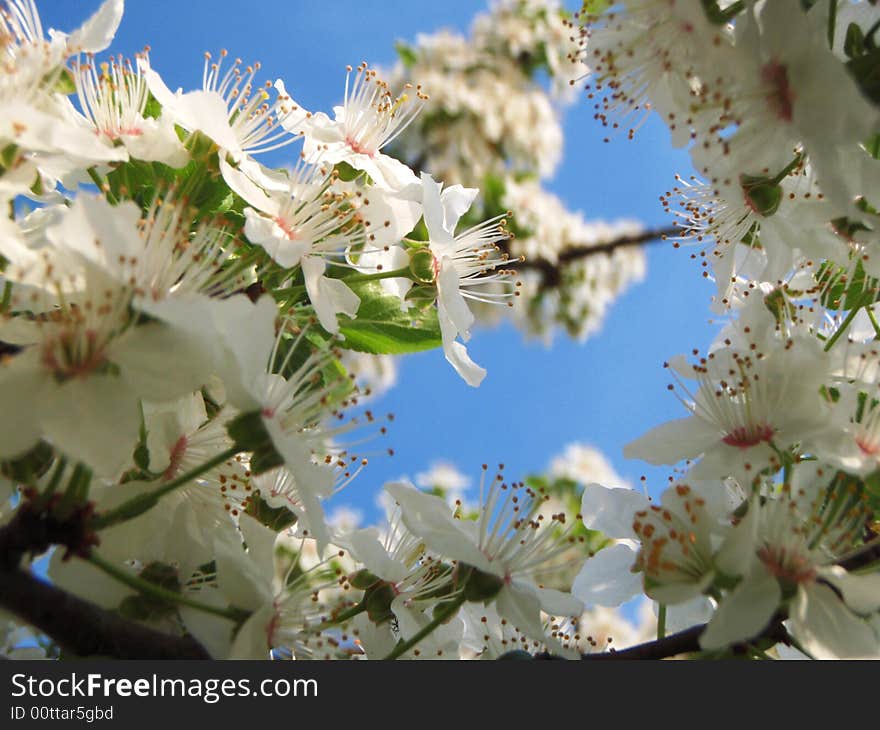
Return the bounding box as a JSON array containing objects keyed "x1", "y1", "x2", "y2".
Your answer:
[
  {"x1": 530, "y1": 616, "x2": 791, "y2": 661},
  {"x1": 0, "y1": 509, "x2": 211, "y2": 659},
  {"x1": 0, "y1": 566, "x2": 211, "y2": 660},
  {"x1": 504, "y1": 226, "x2": 677, "y2": 288}
]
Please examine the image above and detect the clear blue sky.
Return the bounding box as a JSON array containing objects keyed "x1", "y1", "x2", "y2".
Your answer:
[{"x1": 45, "y1": 1, "x2": 718, "y2": 522}]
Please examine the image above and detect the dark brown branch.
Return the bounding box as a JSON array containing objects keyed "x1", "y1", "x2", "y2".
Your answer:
[
  {"x1": 0, "y1": 567, "x2": 211, "y2": 659},
  {"x1": 838, "y1": 538, "x2": 880, "y2": 572},
  {"x1": 0, "y1": 500, "x2": 211, "y2": 660},
  {"x1": 532, "y1": 614, "x2": 790, "y2": 661},
  {"x1": 502, "y1": 225, "x2": 677, "y2": 288}
]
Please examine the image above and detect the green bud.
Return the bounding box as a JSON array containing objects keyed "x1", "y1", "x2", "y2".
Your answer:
[
  {"x1": 740, "y1": 174, "x2": 782, "y2": 217},
  {"x1": 53, "y1": 68, "x2": 77, "y2": 95},
  {"x1": 226, "y1": 411, "x2": 273, "y2": 451},
  {"x1": 349, "y1": 569, "x2": 381, "y2": 590},
  {"x1": 118, "y1": 594, "x2": 177, "y2": 622},
  {"x1": 1, "y1": 441, "x2": 54, "y2": 482},
  {"x1": 245, "y1": 493, "x2": 298, "y2": 531},
  {"x1": 0, "y1": 143, "x2": 19, "y2": 171},
  {"x1": 139, "y1": 561, "x2": 182, "y2": 593},
  {"x1": 249, "y1": 447, "x2": 285, "y2": 476},
  {"x1": 334, "y1": 161, "x2": 361, "y2": 182},
  {"x1": 133, "y1": 440, "x2": 151, "y2": 473},
  {"x1": 404, "y1": 283, "x2": 439, "y2": 304},
  {"x1": 845, "y1": 22, "x2": 866, "y2": 59},
  {"x1": 408, "y1": 247, "x2": 437, "y2": 284},
  {"x1": 364, "y1": 582, "x2": 396, "y2": 624},
  {"x1": 462, "y1": 566, "x2": 505, "y2": 603}
]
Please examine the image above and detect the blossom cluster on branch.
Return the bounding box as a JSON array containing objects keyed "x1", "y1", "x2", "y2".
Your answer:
[
  {"x1": 572, "y1": 0, "x2": 880, "y2": 659},
  {"x1": 1, "y1": 0, "x2": 879, "y2": 662},
  {"x1": 388, "y1": 0, "x2": 649, "y2": 344}
]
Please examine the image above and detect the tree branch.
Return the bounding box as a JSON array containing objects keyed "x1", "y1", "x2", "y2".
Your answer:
[
  {"x1": 533, "y1": 614, "x2": 790, "y2": 661},
  {"x1": 0, "y1": 499, "x2": 211, "y2": 660},
  {"x1": 503, "y1": 225, "x2": 677, "y2": 288},
  {"x1": 0, "y1": 567, "x2": 211, "y2": 659}
]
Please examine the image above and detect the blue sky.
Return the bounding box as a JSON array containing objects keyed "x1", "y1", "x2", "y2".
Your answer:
[{"x1": 45, "y1": 1, "x2": 718, "y2": 522}]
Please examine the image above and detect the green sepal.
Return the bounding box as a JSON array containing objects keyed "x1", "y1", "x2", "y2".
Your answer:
[{"x1": 461, "y1": 566, "x2": 505, "y2": 603}]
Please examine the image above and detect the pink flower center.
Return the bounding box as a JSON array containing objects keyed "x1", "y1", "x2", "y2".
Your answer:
[
  {"x1": 761, "y1": 61, "x2": 794, "y2": 122},
  {"x1": 274, "y1": 216, "x2": 299, "y2": 240},
  {"x1": 163, "y1": 435, "x2": 188, "y2": 481},
  {"x1": 345, "y1": 136, "x2": 375, "y2": 157},
  {"x1": 856, "y1": 436, "x2": 880, "y2": 457},
  {"x1": 721, "y1": 423, "x2": 774, "y2": 449},
  {"x1": 758, "y1": 545, "x2": 815, "y2": 585},
  {"x1": 102, "y1": 127, "x2": 144, "y2": 141}
]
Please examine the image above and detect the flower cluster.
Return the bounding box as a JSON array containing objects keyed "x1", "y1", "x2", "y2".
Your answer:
[
  {"x1": 0, "y1": 0, "x2": 569, "y2": 660},
  {"x1": 574, "y1": 0, "x2": 880, "y2": 658},
  {"x1": 387, "y1": 0, "x2": 649, "y2": 344}
]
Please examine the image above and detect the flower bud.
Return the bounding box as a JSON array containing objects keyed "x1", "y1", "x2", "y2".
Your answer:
[
  {"x1": 408, "y1": 247, "x2": 437, "y2": 284},
  {"x1": 349, "y1": 568, "x2": 381, "y2": 590},
  {"x1": 462, "y1": 565, "x2": 505, "y2": 603},
  {"x1": 740, "y1": 174, "x2": 782, "y2": 217},
  {"x1": 364, "y1": 581, "x2": 396, "y2": 624},
  {"x1": 1, "y1": 441, "x2": 54, "y2": 482}
]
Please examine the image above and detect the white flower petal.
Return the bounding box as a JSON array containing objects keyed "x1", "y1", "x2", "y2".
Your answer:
[
  {"x1": 580, "y1": 483, "x2": 649, "y2": 540},
  {"x1": 790, "y1": 583, "x2": 880, "y2": 659},
  {"x1": 700, "y1": 568, "x2": 780, "y2": 650},
  {"x1": 572, "y1": 543, "x2": 641, "y2": 608}
]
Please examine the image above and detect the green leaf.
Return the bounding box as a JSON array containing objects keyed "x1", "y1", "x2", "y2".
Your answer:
[
  {"x1": 394, "y1": 41, "x2": 419, "y2": 69},
  {"x1": 337, "y1": 281, "x2": 441, "y2": 354}
]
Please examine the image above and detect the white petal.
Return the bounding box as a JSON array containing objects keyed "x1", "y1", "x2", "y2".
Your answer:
[
  {"x1": 572, "y1": 543, "x2": 641, "y2": 608},
  {"x1": 39, "y1": 376, "x2": 139, "y2": 478},
  {"x1": 623, "y1": 415, "x2": 719, "y2": 465},
  {"x1": 243, "y1": 209, "x2": 308, "y2": 268},
  {"x1": 124, "y1": 117, "x2": 189, "y2": 167},
  {"x1": 178, "y1": 587, "x2": 235, "y2": 659},
  {"x1": 348, "y1": 528, "x2": 408, "y2": 584},
  {"x1": 228, "y1": 605, "x2": 274, "y2": 659},
  {"x1": 0, "y1": 360, "x2": 45, "y2": 459},
  {"x1": 219, "y1": 157, "x2": 280, "y2": 216},
  {"x1": 66, "y1": 0, "x2": 124, "y2": 53},
  {"x1": 437, "y1": 261, "x2": 474, "y2": 338},
  {"x1": 580, "y1": 483, "x2": 648, "y2": 540},
  {"x1": 214, "y1": 535, "x2": 272, "y2": 613},
  {"x1": 437, "y1": 299, "x2": 485, "y2": 387},
  {"x1": 420, "y1": 172, "x2": 454, "y2": 245},
  {"x1": 495, "y1": 583, "x2": 548, "y2": 647},
  {"x1": 820, "y1": 566, "x2": 880, "y2": 615},
  {"x1": 700, "y1": 569, "x2": 780, "y2": 650},
  {"x1": 302, "y1": 256, "x2": 360, "y2": 334},
  {"x1": 790, "y1": 583, "x2": 880, "y2": 659},
  {"x1": 440, "y1": 184, "x2": 479, "y2": 230},
  {"x1": 534, "y1": 587, "x2": 584, "y2": 617},
  {"x1": 384, "y1": 481, "x2": 491, "y2": 572}
]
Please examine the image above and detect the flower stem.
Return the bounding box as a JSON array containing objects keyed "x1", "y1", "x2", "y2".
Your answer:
[
  {"x1": 824, "y1": 306, "x2": 863, "y2": 351},
  {"x1": 87, "y1": 552, "x2": 249, "y2": 623},
  {"x1": 657, "y1": 604, "x2": 667, "y2": 640},
  {"x1": 382, "y1": 595, "x2": 465, "y2": 660},
  {"x1": 86, "y1": 167, "x2": 118, "y2": 205},
  {"x1": 867, "y1": 306, "x2": 880, "y2": 339},
  {"x1": 342, "y1": 266, "x2": 412, "y2": 284},
  {"x1": 312, "y1": 602, "x2": 367, "y2": 632},
  {"x1": 92, "y1": 446, "x2": 241, "y2": 530}
]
